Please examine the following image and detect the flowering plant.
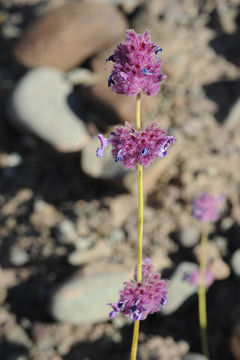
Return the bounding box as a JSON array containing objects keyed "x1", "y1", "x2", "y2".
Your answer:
[
  {"x1": 193, "y1": 193, "x2": 223, "y2": 222},
  {"x1": 97, "y1": 29, "x2": 175, "y2": 360},
  {"x1": 108, "y1": 258, "x2": 168, "y2": 321},
  {"x1": 193, "y1": 193, "x2": 224, "y2": 360}
]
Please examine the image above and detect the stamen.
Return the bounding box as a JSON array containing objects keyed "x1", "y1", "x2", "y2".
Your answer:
[
  {"x1": 105, "y1": 54, "x2": 115, "y2": 63},
  {"x1": 140, "y1": 148, "x2": 150, "y2": 156},
  {"x1": 160, "y1": 296, "x2": 167, "y2": 306},
  {"x1": 108, "y1": 74, "x2": 115, "y2": 87},
  {"x1": 158, "y1": 146, "x2": 168, "y2": 158},
  {"x1": 118, "y1": 300, "x2": 127, "y2": 311},
  {"x1": 141, "y1": 68, "x2": 153, "y2": 75},
  {"x1": 154, "y1": 46, "x2": 163, "y2": 54},
  {"x1": 116, "y1": 149, "x2": 122, "y2": 163}
]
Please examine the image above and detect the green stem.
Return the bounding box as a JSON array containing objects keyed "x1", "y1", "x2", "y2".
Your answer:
[
  {"x1": 130, "y1": 92, "x2": 143, "y2": 360},
  {"x1": 198, "y1": 223, "x2": 210, "y2": 360}
]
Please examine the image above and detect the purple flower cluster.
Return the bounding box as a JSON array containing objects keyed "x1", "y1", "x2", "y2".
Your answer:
[
  {"x1": 106, "y1": 29, "x2": 166, "y2": 96},
  {"x1": 96, "y1": 122, "x2": 176, "y2": 169},
  {"x1": 108, "y1": 258, "x2": 168, "y2": 321},
  {"x1": 183, "y1": 269, "x2": 214, "y2": 287},
  {"x1": 193, "y1": 193, "x2": 223, "y2": 223}
]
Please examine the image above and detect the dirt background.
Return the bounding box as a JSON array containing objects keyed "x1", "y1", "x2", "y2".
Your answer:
[{"x1": 0, "y1": 0, "x2": 240, "y2": 359}]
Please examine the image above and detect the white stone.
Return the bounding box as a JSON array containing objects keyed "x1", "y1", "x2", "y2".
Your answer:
[
  {"x1": 9, "y1": 67, "x2": 90, "y2": 152},
  {"x1": 231, "y1": 249, "x2": 240, "y2": 276},
  {"x1": 163, "y1": 262, "x2": 198, "y2": 315},
  {"x1": 50, "y1": 271, "x2": 128, "y2": 324}
]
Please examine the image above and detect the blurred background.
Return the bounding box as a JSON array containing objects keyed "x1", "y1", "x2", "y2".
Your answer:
[{"x1": 0, "y1": 0, "x2": 240, "y2": 359}]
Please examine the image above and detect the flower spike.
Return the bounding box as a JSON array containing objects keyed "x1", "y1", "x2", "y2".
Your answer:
[{"x1": 106, "y1": 29, "x2": 166, "y2": 96}]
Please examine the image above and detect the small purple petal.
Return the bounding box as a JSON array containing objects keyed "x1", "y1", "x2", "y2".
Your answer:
[
  {"x1": 131, "y1": 310, "x2": 142, "y2": 321},
  {"x1": 96, "y1": 134, "x2": 109, "y2": 158},
  {"x1": 96, "y1": 148, "x2": 104, "y2": 158},
  {"x1": 120, "y1": 71, "x2": 128, "y2": 80},
  {"x1": 109, "y1": 311, "x2": 117, "y2": 319},
  {"x1": 160, "y1": 296, "x2": 167, "y2": 307},
  {"x1": 158, "y1": 147, "x2": 168, "y2": 157},
  {"x1": 158, "y1": 136, "x2": 176, "y2": 158}
]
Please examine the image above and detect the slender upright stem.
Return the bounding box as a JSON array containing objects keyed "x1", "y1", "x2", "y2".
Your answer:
[
  {"x1": 198, "y1": 223, "x2": 210, "y2": 360},
  {"x1": 130, "y1": 92, "x2": 143, "y2": 360}
]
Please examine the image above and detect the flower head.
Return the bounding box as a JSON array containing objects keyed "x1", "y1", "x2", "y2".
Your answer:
[
  {"x1": 108, "y1": 258, "x2": 168, "y2": 321},
  {"x1": 183, "y1": 269, "x2": 214, "y2": 287},
  {"x1": 96, "y1": 122, "x2": 176, "y2": 169},
  {"x1": 106, "y1": 29, "x2": 166, "y2": 96},
  {"x1": 193, "y1": 193, "x2": 223, "y2": 223}
]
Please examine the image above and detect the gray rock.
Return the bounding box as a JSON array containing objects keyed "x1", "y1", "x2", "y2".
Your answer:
[
  {"x1": 179, "y1": 227, "x2": 200, "y2": 247},
  {"x1": 9, "y1": 67, "x2": 90, "y2": 152},
  {"x1": 231, "y1": 249, "x2": 240, "y2": 277},
  {"x1": 108, "y1": 229, "x2": 125, "y2": 246},
  {"x1": 213, "y1": 236, "x2": 228, "y2": 256},
  {"x1": 163, "y1": 262, "x2": 198, "y2": 315},
  {"x1": 10, "y1": 249, "x2": 29, "y2": 266},
  {"x1": 220, "y1": 217, "x2": 234, "y2": 231},
  {"x1": 57, "y1": 220, "x2": 77, "y2": 244},
  {"x1": 183, "y1": 353, "x2": 206, "y2": 360},
  {"x1": 75, "y1": 237, "x2": 93, "y2": 251},
  {"x1": 1, "y1": 22, "x2": 22, "y2": 39},
  {"x1": 225, "y1": 97, "x2": 240, "y2": 131},
  {"x1": 68, "y1": 242, "x2": 111, "y2": 266},
  {"x1": 13, "y1": 2, "x2": 127, "y2": 71},
  {"x1": 66, "y1": 68, "x2": 99, "y2": 86},
  {"x1": 50, "y1": 271, "x2": 128, "y2": 324}
]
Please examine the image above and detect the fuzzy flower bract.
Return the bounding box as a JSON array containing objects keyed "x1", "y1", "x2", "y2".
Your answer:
[
  {"x1": 193, "y1": 193, "x2": 223, "y2": 223},
  {"x1": 106, "y1": 29, "x2": 166, "y2": 96},
  {"x1": 108, "y1": 258, "x2": 168, "y2": 321},
  {"x1": 96, "y1": 122, "x2": 176, "y2": 169}
]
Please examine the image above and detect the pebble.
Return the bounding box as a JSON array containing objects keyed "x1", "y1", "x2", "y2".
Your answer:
[
  {"x1": 1, "y1": 21, "x2": 22, "y2": 39},
  {"x1": 14, "y1": 2, "x2": 127, "y2": 71},
  {"x1": 231, "y1": 322, "x2": 240, "y2": 360},
  {"x1": 212, "y1": 235, "x2": 228, "y2": 256},
  {"x1": 75, "y1": 237, "x2": 93, "y2": 251},
  {"x1": 50, "y1": 270, "x2": 128, "y2": 324},
  {"x1": 9, "y1": 67, "x2": 90, "y2": 152},
  {"x1": 108, "y1": 229, "x2": 125, "y2": 246},
  {"x1": 57, "y1": 220, "x2": 77, "y2": 245},
  {"x1": 225, "y1": 97, "x2": 240, "y2": 131},
  {"x1": 194, "y1": 242, "x2": 230, "y2": 280},
  {"x1": 10, "y1": 249, "x2": 29, "y2": 266},
  {"x1": 68, "y1": 242, "x2": 111, "y2": 266},
  {"x1": 231, "y1": 249, "x2": 240, "y2": 277},
  {"x1": 66, "y1": 68, "x2": 99, "y2": 87},
  {"x1": 178, "y1": 226, "x2": 200, "y2": 247},
  {"x1": 162, "y1": 262, "x2": 198, "y2": 315},
  {"x1": 183, "y1": 353, "x2": 206, "y2": 360}
]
